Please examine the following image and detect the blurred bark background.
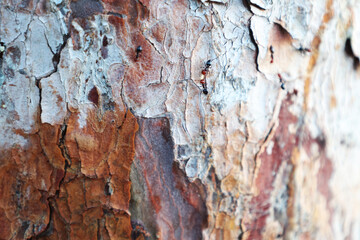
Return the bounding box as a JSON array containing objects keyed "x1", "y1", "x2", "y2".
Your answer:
[{"x1": 1, "y1": 0, "x2": 360, "y2": 239}]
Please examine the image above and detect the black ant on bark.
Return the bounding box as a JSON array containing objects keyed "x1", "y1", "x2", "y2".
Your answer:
[{"x1": 200, "y1": 60, "x2": 211, "y2": 95}]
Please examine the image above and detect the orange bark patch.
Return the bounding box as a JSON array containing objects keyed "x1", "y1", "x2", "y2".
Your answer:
[{"x1": 0, "y1": 103, "x2": 138, "y2": 239}]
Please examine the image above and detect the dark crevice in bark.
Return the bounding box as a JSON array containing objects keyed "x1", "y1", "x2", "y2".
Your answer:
[
  {"x1": 43, "y1": 32, "x2": 55, "y2": 55},
  {"x1": 33, "y1": 121, "x2": 72, "y2": 239},
  {"x1": 263, "y1": 123, "x2": 275, "y2": 143},
  {"x1": 31, "y1": 201, "x2": 54, "y2": 239},
  {"x1": 238, "y1": 219, "x2": 245, "y2": 240},
  {"x1": 0, "y1": 42, "x2": 5, "y2": 60},
  {"x1": 52, "y1": 34, "x2": 70, "y2": 73},
  {"x1": 104, "y1": 181, "x2": 113, "y2": 196},
  {"x1": 97, "y1": 219, "x2": 101, "y2": 240},
  {"x1": 117, "y1": 108, "x2": 128, "y2": 130},
  {"x1": 35, "y1": 33, "x2": 70, "y2": 123},
  {"x1": 242, "y1": 0, "x2": 252, "y2": 12},
  {"x1": 35, "y1": 80, "x2": 43, "y2": 121},
  {"x1": 252, "y1": 122, "x2": 275, "y2": 178},
  {"x1": 248, "y1": 1, "x2": 266, "y2": 10},
  {"x1": 144, "y1": 36, "x2": 162, "y2": 56},
  {"x1": 58, "y1": 122, "x2": 71, "y2": 167},
  {"x1": 205, "y1": 0, "x2": 227, "y2": 5},
  {"x1": 345, "y1": 38, "x2": 360, "y2": 69},
  {"x1": 35, "y1": 33, "x2": 70, "y2": 81},
  {"x1": 105, "y1": 11, "x2": 126, "y2": 18},
  {"x1": 248, "y1": 20, "x2": 259, "y2": 71}
]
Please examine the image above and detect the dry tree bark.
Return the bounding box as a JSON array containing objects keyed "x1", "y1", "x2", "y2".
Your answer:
[{"x1": 1, "y1": 0, "x2": 360, "y2": 239}]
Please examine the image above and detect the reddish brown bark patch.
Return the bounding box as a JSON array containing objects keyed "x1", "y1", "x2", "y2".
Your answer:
[
  {"x1": 0, "y1": 103, "x2": 138, "y2": 239},
  {"x1": 242, "y1": 91, "x2": 334, "y2": 239},
  {"x1": 88, "y1": 86, "x2": 100, "y2": 106},
  {"x1": 36, "y1": 108, "x2": 138, "y2": 239},
  {"x1": 243, "y1": 92, "x2": 299, "y2": 239},
  {"x1": 131, "y1": 117, "x2": 208, "y2": 240},
  {"x1": 0, "y1": 132, "x2": 60, "y2": 239}
]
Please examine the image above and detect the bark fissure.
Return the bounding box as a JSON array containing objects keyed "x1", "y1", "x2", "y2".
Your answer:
[{"x1": 35, "y1": 33, "x2": 70, "y2": 81}]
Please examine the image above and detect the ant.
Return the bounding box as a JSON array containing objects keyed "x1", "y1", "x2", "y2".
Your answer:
[
  {"x1": 135, "y1": 46, "x2": 142, "y2": 60},
  {"x1": 297, "y1": 46, "x2": 311, "y2": 55},
  {"x1": 278, "y1": 73, "x2": 285, "y2": 90},
  {"x1": 200, "y1": 60, "x2": 211, "y2": 94},
  {"x1": 270, "y1": 45, "x2": 274, "y2": 64}
]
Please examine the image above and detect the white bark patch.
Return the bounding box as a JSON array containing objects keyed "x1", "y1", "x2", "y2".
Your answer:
[
  {"x1": 26, "y1": 18, "x2": 55, "y2": 78},
  {"x1": 40, "y1": 72, "x2": 67, "y2": 125}
]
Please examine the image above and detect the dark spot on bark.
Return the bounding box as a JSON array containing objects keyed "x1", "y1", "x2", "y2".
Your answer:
[
  {"x1": 0, "y1": 42, "x2": 5, "y2": 60},
  {"x1": 315, "y1": 135, "x2": 326, "y2": 150},
  {"x1": 104, "y1": 182, "x2": 112, "y2": 195},
  {"x1": 344, "y1": 38, "x2": 360, "y2": 69},
  {"x1": 88, "y1": 87, "x2": 99, "y2": 106},
  {"x1": 101, "y1": 36, "x2": 108, "y2": 58},
  {"x1": 70, "y1": 0, "x2": 103, "y2": 19},
  {"x1": 102, "y1": 35, "x2": 109, "y2": 47}
]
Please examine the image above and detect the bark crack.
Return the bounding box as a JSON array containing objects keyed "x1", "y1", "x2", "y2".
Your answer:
[
  {"x1": 144, "y1": 36, "x2": 162, "y2": 56},
  {"x1": 58, "y1": 122, "x2": 72, "y2": 167},
  {"x1": 35, "y1": 33, "x2": 70, "y2": 81},
  {"x1": 35, "y1": 33, "x2": 70, "y2": 126},
  {"x1": 247, "y1": 19, "x2": 259, "y2": 72},
  {"x1": 248, "y1": 1, "x2": 266, "y2": 10}
]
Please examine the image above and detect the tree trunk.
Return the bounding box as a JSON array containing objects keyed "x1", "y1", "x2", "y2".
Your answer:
[{"x1": 1, "y1": 0, "x2": 359, "y2": 239}]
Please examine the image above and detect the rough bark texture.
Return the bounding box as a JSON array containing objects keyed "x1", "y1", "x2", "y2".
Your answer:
[{"x1": 1, "y1": 0, "x2": 360, "y2": 239}]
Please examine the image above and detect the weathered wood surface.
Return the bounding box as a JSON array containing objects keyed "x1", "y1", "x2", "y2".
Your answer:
[{"x1": 1, "y1": 0, "x2": 360, "y2": 239}]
